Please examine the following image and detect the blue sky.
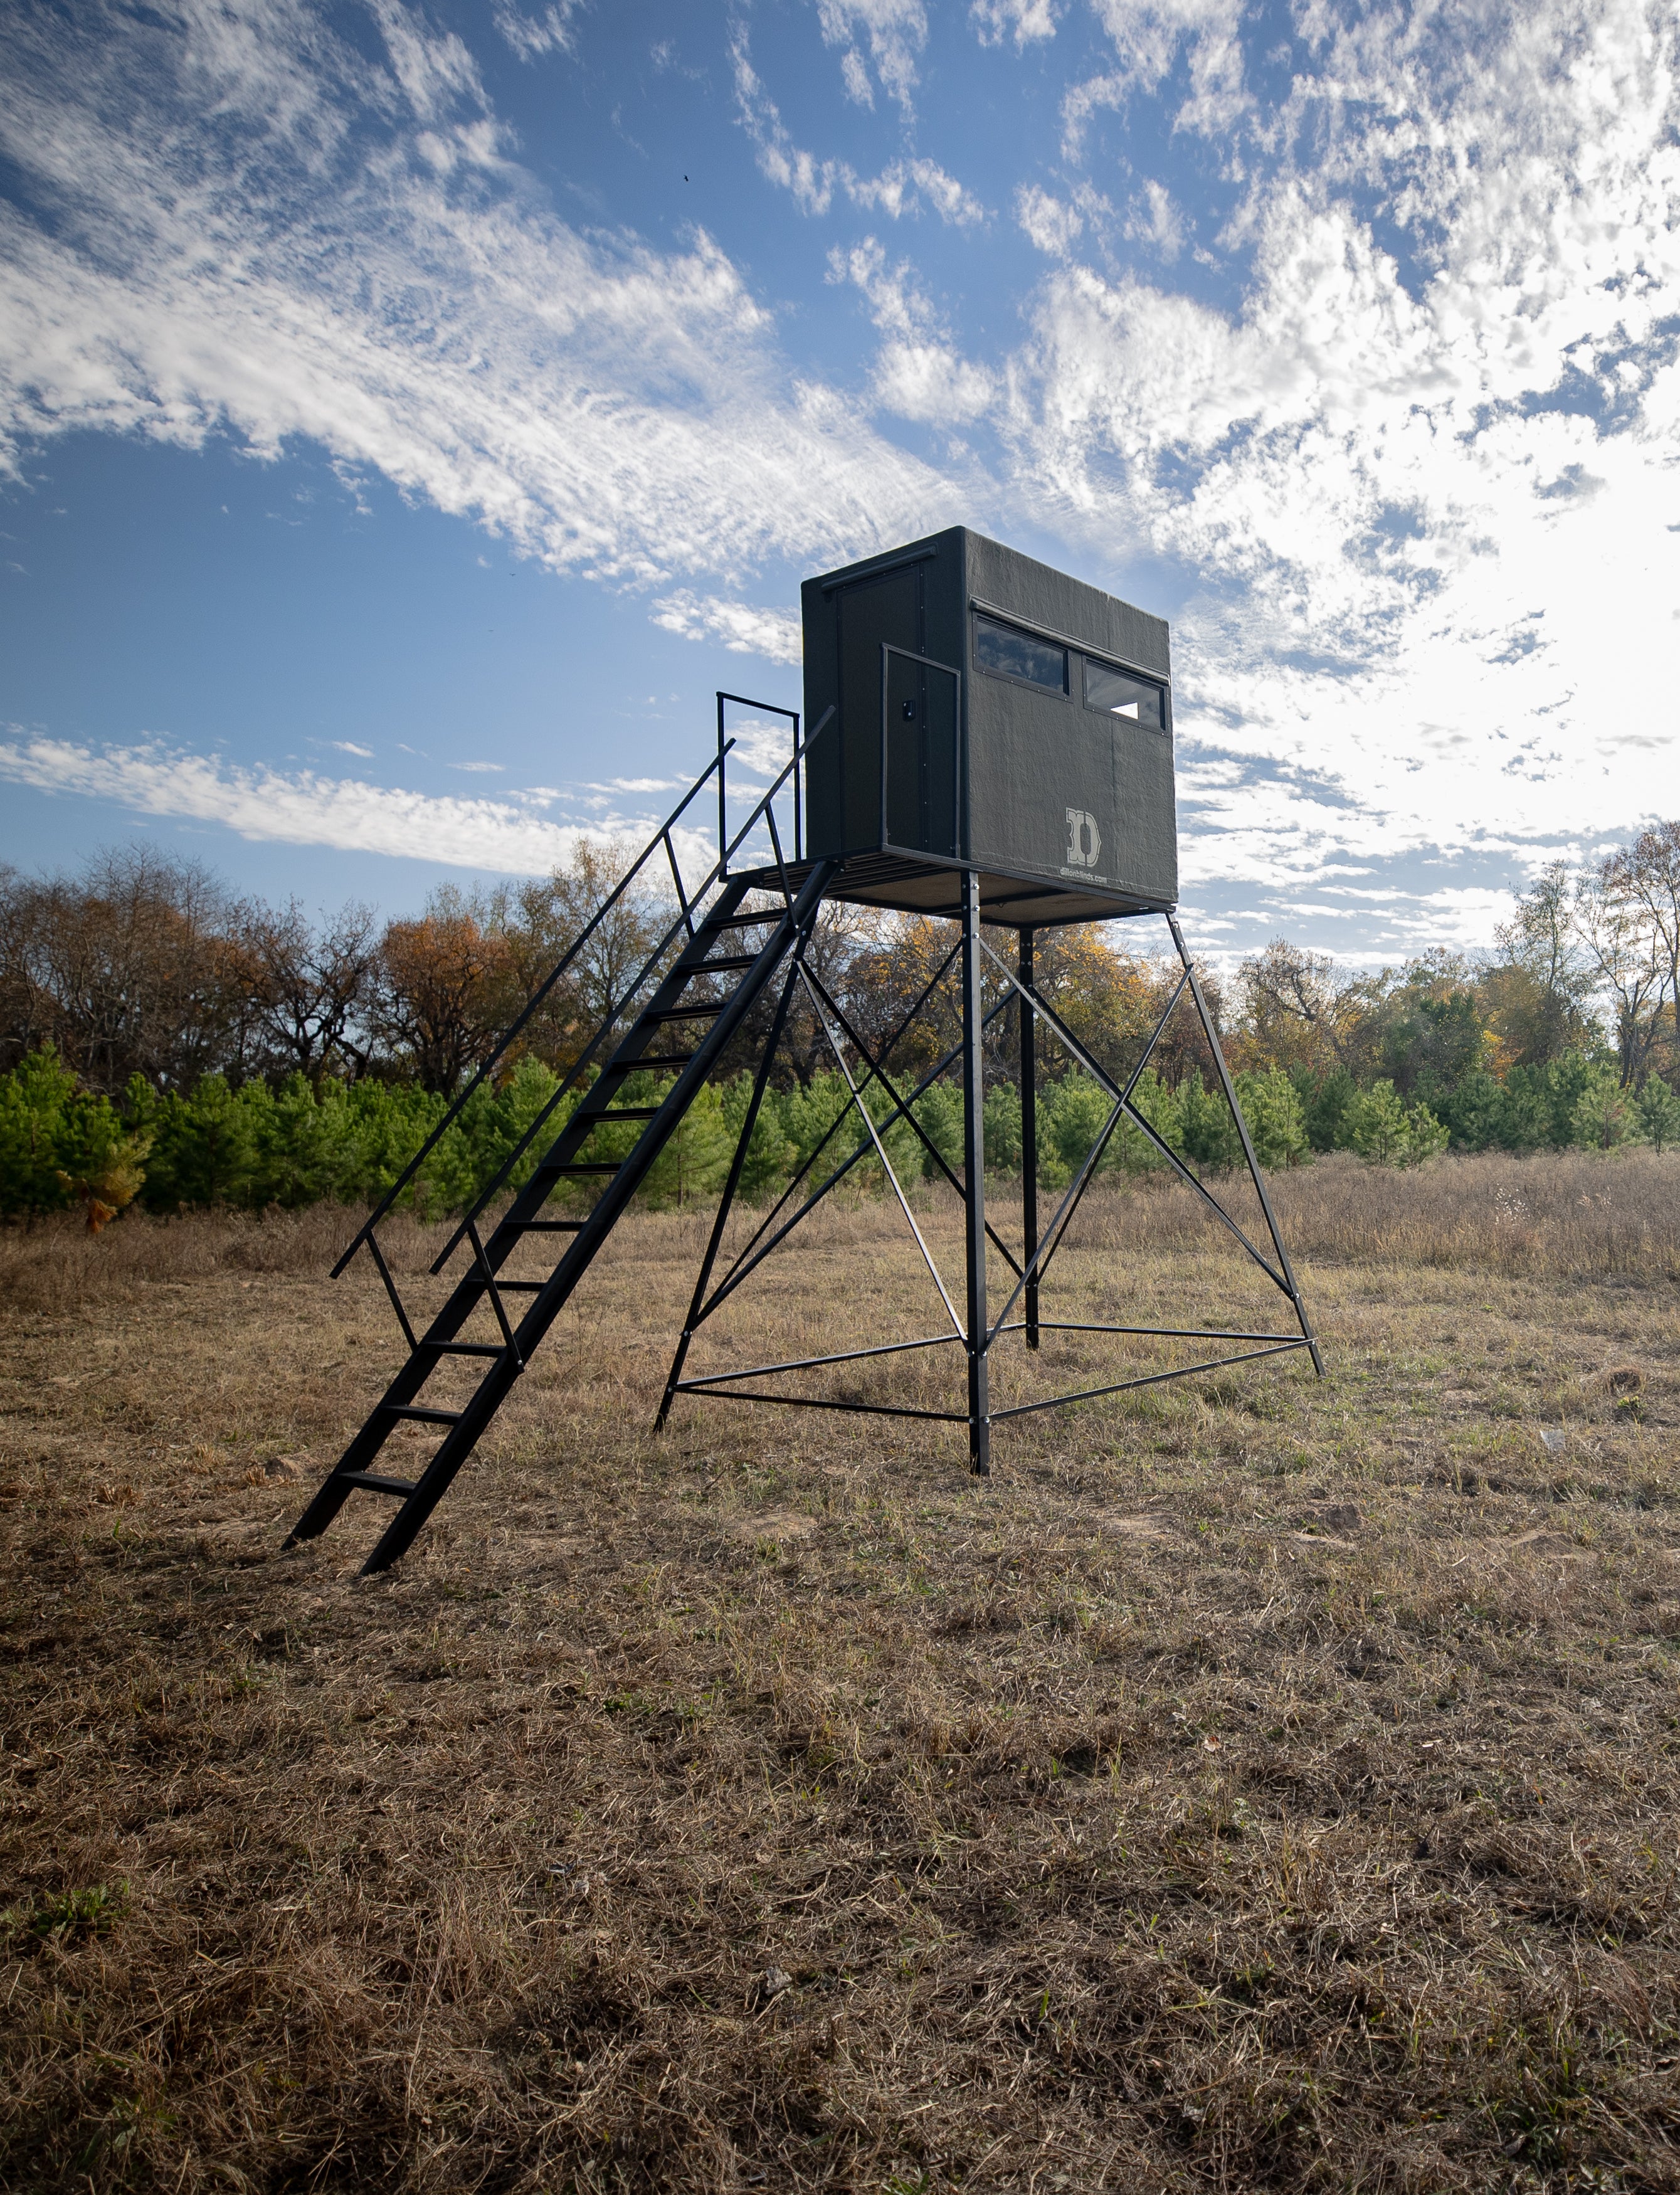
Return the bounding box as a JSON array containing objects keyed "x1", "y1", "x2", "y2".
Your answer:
[{"x1": 2, "y1": 0, "x2": 1677, "y2": 963}]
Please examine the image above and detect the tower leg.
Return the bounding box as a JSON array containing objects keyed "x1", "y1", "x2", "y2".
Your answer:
[
  {"x1": 1166, "y1": 911, "x2": 1325, "y2": 1378},
  {"x1": 1018, "y1": 928, "x2": 1038, "y2": 1352},
  {"x1": 961, "y1": 871, "x2": 991, "y2": 1475}
]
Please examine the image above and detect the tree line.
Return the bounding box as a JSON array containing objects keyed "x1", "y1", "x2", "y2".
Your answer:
[{"x1": 3, "y1": 822, "x2": 1677, "y2": 1227}]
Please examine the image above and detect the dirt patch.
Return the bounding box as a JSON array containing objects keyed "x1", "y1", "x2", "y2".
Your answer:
[{"x1": 729, "y1": 1508, "x2": 818, "y2": 1543}]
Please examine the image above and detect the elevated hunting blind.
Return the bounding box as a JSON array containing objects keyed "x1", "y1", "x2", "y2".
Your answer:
[
  {"x1": 288, "y1": 533, "x2": 1321, "y2": 1577},
  {"x1": 801, "y1": 526, "x2": 1176, "y2": 924}
]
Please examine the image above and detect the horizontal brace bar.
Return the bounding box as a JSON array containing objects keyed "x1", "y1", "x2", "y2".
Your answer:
[
  {"x1": 717, "y1": 690, "x2": 800, "y2": 721},
  {"x1": 991, "y1": 1340, "x2": 1311, "y2": 1421},
  {"x1": 674, "y1": 1385, "x2": 968, "y2": 1424},
  {"x1": 384, "y1": 1405, "x2": 463, "y2": 1424},
  {"x1": 675, "y1": 1331, "x2": 966, "y2": 1388},
  {"x1": 339, "y1": 1471, "x2": 419, "y2": 1496},
  {"x1": 1034, "y1": 1321, "x2": 1307, "y2": 1343}
]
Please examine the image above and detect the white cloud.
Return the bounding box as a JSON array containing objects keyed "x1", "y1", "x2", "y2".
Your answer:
[
  {"x1": 650, "y1": 591, "x2": 803, "y2": 662},
  {"x1": 972, "y1": 0, "x2": 1059, "y2": 48},
  {"x1": 0, "y1": 729, "x2": 734, "y2": 882},
  {"x1": 874, "y1": 342, "x2": 998, "y2": 425},
  {"x1": 1086, "y1": 0, "x2": 1249, "y2": 133},
  {"x1": 492, "y1": 1, "x2": 581, "y2": 61},
  {"x1": 1009, "y1": 0, "x2": 1680, "y2": 894},
  {"x1": 732, "y1": 41, "x2": 985, "y2": 225},
  {"x1": 1124, "y1": 179, "x2": 1185, "y2": 260},
  {"x1": 1059, "y1": 73, "x2": 1129, "y2": 160},
  {"x1": 0, "y1": 733, "x2": 572, "y2": 870},
  {"x1": 831, "y1": 239, "x2": 998, "y2": 423},
  {"x1": 1017, "y1": 184, "x2": 1084, "y2": 258},
  {"x1": 330, "y1": 739, "x2": 375, "y2": 757},
  {"x1": 816, "y1": 0, "x2": 928, "y2": 110},
  {"x1": 1060, "y1": 0, "x2": 1247, "y2": 154},
  {"x1": 0, "y1": 0, "x2": 957, "y2": 602},
  {"x1": 450, "y1": 759, "x2": 504, "y2": 773}
]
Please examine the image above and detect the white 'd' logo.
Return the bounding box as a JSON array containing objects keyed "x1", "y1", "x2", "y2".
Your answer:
[{"x1": 1065, "y1": 808, "x2": 1101, "y2": 868}]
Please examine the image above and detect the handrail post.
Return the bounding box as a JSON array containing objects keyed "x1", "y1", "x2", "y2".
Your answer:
[{"x1": 717, "y1": 691, "x2": 727, "y2": 878}]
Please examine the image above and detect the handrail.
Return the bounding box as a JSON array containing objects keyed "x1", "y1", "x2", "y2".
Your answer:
[
  {"x1": 331, "y1": 739, "x2": 734, "y2": 1277},
  {"x1": 425, "y1": 703, "x2": 835, "y2": 1273},
  {"x1": 337, "y1": 704, "x2": 834, "y2": 1286},
  {"x1": 717, "y1": 692, "x2": 802, "y2": 869}
]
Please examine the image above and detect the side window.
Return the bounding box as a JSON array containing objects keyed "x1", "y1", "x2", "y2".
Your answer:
[
  {"x1": 973, "y1": 613, "x2": 1067, "y2": 696},
  {"x1": 1084, "y1": 657, "x2": 1165, "y2": 729}
]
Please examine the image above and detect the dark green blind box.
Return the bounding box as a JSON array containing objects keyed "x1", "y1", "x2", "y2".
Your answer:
[{"x1": 801, "y1": 527, "x2": 1176, "y2": 919}]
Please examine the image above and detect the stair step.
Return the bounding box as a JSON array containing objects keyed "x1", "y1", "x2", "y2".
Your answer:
[
  {"x1": 595, "y1": 1106, "x2": 660, "y2": 1121},
  {"x1": 341, "y1": 1471, "x2": 418, "y2": 1496},
  {"x1": 385, "y1": 1405, "x2": 463, "y2": 1425},
  {"x1": 709, "y1": 908, "x2": 788, "y2": 928},
  {"x1": 644, "y1": 1002, "x2": 727, "y2": 1023},
  {"x1": 685, "y1": 953, "x2": 757, "y2": 973},
  {"x1": 597, "y1": 1052, "x2": 695, "y2": 1075},
  {"x1": 428, "y1": 1341, "x2": 505, "y2": 1357},
  {"x1": 545, "y1": 1161, "x2": 620, "y2": 1177}
]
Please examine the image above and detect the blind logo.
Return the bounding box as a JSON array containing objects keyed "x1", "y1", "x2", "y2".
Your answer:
[{"x1": 1064, "y1": 808, "x2": 1102, "y2": 869}]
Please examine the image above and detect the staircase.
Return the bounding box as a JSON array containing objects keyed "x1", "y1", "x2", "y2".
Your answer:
[{"x1": 288, "y1": 717, "x2": 834, "y2": 1574}]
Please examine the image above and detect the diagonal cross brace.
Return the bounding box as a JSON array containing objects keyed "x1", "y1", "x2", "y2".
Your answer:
[
  {"x1": 985, "y1": 966, "x2": 1191, "y2": 1346},
  {"x1": 976, "y1": 935, "x2": 1289, "y2": 1293},
  {"x1": 797, "y1": 963, "x2": 968, "y2": 1339},
  {"x1": 692, "y1": 978, "x2": 1017, "y2": 1328},
  {"x1": 805, "y1": 968, "x2": 1025, "y2": 1283}
]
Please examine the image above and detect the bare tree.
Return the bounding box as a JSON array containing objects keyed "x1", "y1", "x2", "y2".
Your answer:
[
  {"x1": 507, "y1": 839, "x2": 677, "y2": 1072},
  {"x1": 1605, "y1": 820, "x2": 1680, "y2": 1082},
  {"x1": 236, "y1": 898, "x2": 380, "y2": 1084},
  {"x1": 1574, "y1": 859, "x2": 1667, "y2": 1087}
]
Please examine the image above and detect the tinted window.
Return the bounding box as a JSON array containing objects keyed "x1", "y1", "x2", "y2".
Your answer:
[
  {"x1": 1084, "y1": 658, "x2": 1165, "y2": 729},
  {"x1": 973, "y1": 614, "x2": 1067, "y2": 694}
]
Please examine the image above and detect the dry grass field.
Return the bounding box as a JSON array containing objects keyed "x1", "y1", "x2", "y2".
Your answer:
[{"x1": 4, "y1": 1149, "x2": 1680, "y2": 2192}]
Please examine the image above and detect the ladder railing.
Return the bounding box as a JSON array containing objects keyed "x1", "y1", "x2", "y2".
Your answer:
[
  {"x1": 289, "y1": 701, "x2": 833, "y2": 1571},
  {"x1": 335, "y1": 702, "x2": 833, "y2": 1301}
]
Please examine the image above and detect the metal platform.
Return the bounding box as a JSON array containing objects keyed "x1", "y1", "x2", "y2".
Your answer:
[{"x1": 729, "y1": 849, "x2": 1171, "y2": 929}]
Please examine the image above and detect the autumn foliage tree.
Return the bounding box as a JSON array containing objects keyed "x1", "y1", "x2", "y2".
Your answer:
[
  {"x1": 0, "y1": 848, "x2": 251, "y2": 1089},
  {"x1": 372, "y1": 889, "x2": 517, "y2": 1094}
]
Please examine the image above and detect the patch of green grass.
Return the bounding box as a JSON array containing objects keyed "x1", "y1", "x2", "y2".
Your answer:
[{"x1": 6, "y1": 1881, "x2": 128, "y2": 1944}]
